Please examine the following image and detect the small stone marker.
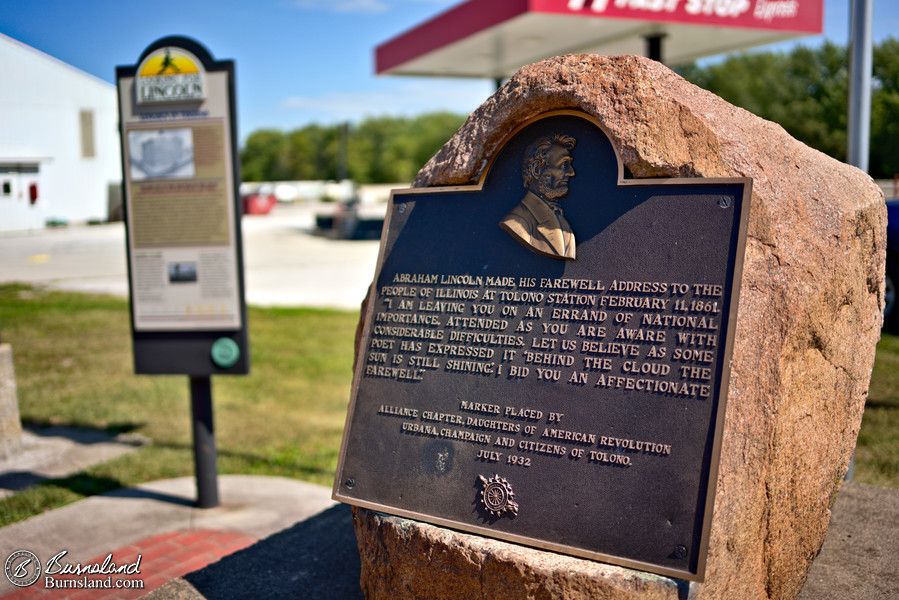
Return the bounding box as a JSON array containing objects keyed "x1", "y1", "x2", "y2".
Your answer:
[
  {"x1": 337, "y1": 55, "x2": 887, "y2": 600},
  {"x1": 0, "y1": 344, "x2": 23, "y2": 461}
]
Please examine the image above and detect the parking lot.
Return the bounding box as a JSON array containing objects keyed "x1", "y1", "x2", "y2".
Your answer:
[{"x1": 0, "y1": 202, "x2": 382, "y2": 310}]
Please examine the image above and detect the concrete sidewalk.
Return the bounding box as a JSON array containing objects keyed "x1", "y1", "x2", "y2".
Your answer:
[{"x1": 0, "y1": 475, "x2": 338, "y2": 598}]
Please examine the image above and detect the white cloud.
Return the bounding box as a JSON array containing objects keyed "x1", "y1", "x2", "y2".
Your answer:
[{"x1": 279, "y1": 80, "x2": 495, "y2": 123}]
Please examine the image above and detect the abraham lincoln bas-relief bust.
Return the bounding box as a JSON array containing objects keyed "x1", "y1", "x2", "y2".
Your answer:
[{"x1": 499, "y1": 133, "x2": 577, "y2": 260}]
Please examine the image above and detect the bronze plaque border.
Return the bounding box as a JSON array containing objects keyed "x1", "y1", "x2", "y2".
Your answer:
[{"x1": 334, "y1": 110, "x2": 751, "y2": 582}]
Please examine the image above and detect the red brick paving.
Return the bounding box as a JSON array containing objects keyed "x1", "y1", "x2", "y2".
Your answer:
[{"x1": 3, "y1": 529, "x2": 257, "y2": 599}]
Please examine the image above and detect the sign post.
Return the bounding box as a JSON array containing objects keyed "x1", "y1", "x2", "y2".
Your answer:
[{"x1": 116, "y1": 37, "x2": 248, "y2": 508}]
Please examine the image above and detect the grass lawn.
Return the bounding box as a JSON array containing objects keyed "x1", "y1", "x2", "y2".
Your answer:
[
  {"x1": 0, "y1": 284, "x2": 358, "y2": 526},
  {"x1": 857, "y1": 331, "x2": 899, "y2": 486},
  {"x1": 0, "y1": 283, "x2": 896, "y2": 526}
]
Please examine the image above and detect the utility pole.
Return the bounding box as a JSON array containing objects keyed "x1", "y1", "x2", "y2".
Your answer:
[{"x1": 845, "y1": 0, "x2": 873, "y2": 482}]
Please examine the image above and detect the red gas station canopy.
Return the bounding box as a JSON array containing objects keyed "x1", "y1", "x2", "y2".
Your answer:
[{"x1": 376, "y1": 0, "x2": 823, "y2": 78}]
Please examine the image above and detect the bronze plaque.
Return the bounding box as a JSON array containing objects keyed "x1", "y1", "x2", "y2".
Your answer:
[{"x1": 333, "y1": 111, "x2": 751, "y2": 581}]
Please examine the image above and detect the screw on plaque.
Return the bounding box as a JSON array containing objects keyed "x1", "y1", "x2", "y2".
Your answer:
[
  {"x1": 717, "y1": 196, "x2": 732, "y2": 208},
  {"x1": 345, "y1": 478, "x2": 356, "y2": 489},
  {"x1": 674, "y1": 545, "x2": 688, "y2": 559},
  {"x1": 397, "y1": 203, "x2": 407, "y2": 213}
]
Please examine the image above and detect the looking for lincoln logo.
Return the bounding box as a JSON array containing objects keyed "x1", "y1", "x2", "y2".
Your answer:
[{"x1": 500, "y1": 133, "x2": 577, "y2": 260}]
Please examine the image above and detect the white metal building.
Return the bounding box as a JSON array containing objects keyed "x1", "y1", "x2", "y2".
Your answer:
[{"x1": 0, "y1": 33, "x2": 121, "y2": 232}]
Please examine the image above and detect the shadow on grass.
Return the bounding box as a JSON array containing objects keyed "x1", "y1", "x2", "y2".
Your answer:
[
  {"x1": 865, "y1": 398, "x2": 899, "y2": 409},
  {"x1": 17, "y1": 421, "x2": 336, "y2": 481},
  {"x1": 0, "y1": 422, "x2": 148, "y2": 496},
  {"x1": 23, "y1": 418, "x2": 146, "y2": 438},
  {"x1": 151, "y1": 440, "x2": 337, "y2": 480},
  {"x1": 0, "y1": 472, "x2": 128, "y2": 504},
  {"x1": 1, "y1": 421, "x2": 333, "y2": 515},
  {"x1": 40, "y1": 472, "x2": 124, "y2": 496}
]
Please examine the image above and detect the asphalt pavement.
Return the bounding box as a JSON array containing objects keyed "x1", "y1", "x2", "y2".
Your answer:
[{"x1": 0, "y1": 202, "x2": 381, "y2": 310}]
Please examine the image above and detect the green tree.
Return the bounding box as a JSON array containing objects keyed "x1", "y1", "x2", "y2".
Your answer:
[
  {"x1": 282, "y1": 128, "x2": 320, "y2": 180},
  {"x1": 871, "y1": 38, "x2": 899, "y2": 178},
  {"x1": 678, "y1": 37, "x2": 899, "y2": 177},
  {"x1": 410, "y1": 112, "x2": 467, "y2": 171},
  {"x1": 240, "y1": 112, "x2": 467, "y2": 184},
  {"x1": 240, "y1": 129, "x2": 288, "y2": 182},
  {"x1": 348, "y1": 116, "x2": 407, "y2": 182},
  {"x1": 678, "y1": 41, "x2": 849, "y2": 164}
]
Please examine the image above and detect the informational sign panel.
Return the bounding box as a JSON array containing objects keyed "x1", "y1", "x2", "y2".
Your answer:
[
  {"x1": 334, "y1": 111, "x2": 751, "y2": 581},
  {"x1": 116, "y1": 37, "x2": 248, "y2": 375}
]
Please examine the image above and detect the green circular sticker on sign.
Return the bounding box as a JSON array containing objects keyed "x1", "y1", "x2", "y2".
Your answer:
[{"x1": 211, "y1": 337, "x2": 240, "y2": 369}]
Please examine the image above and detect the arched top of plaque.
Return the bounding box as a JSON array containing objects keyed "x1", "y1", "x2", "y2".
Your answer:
[
  {"x1": 478, "y1": 110, "x2": 626, "y2": 187},
  {"x1": 385, "y1": 110, "x2": 750, "y2": 270},
  {"x1": 477, "y1": 110, "x2": 626, "y2": 186}
]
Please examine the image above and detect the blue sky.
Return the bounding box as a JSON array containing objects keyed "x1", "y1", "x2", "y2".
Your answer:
[{"x1": 1, "y1": 0, "x2": 896, "y2": 143}]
